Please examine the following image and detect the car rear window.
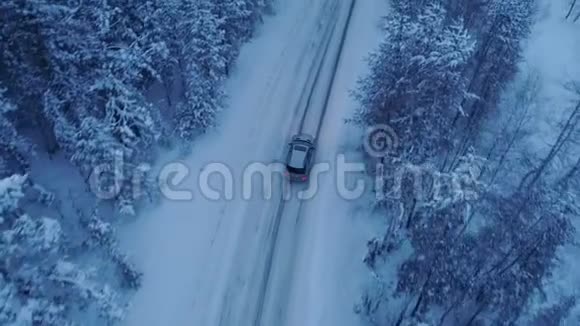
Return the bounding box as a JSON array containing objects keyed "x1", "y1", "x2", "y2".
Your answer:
[
  {"x1": 287, "y1": 165, "x2": 305, "y2": 174},
  {"x1": 288, "y1": 145, "x2": 308, "y2": 171}
]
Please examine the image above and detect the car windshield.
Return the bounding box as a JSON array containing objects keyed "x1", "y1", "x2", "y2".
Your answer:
[{"x1": 287, "y1": 144, "x2": 308, "y2": 171}]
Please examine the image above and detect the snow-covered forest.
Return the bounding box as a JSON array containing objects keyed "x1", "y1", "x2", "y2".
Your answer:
[
  {"x1": 2, "y1": 0, "x2": 580, "y2": 325},
  {"x1": 355, "y1": 0, "x2": 580, "y2": 324},
  {"x1": 0, "y1": 1, "x2": 270, "y2": 324}
]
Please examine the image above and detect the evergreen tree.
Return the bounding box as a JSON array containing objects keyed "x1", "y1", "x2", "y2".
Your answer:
[
  {"x1": 0, "y1": 175, "x2": 125, "y2": 325},
  {"x1": 175, "y1": 0, "x2": 228, "y2": 140},
  {"x1": 82, "y1": 211, "x2": 142, "y2": 289},
  {"x1": 0, "y1": 88, "x2": 32, "y2": 177},
  {"x1": 354, "y1": 2, "x2": 475, "y2": 162}
]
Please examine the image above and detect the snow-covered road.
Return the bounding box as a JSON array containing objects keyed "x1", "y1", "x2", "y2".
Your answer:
[
  {"x1": 254, "y1": 1, "x2": 356, "y2": 325},
  {"x1": 121, "y1": 0, "x2": 386, "y2": 325}
]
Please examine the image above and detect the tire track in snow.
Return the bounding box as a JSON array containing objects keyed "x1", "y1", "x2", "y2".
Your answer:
[
  {"x1": 192, "y1": 0, "x2": 326, "y2": 323},
  {"x1": 249, "y1": 0, "x2": 336, "y2": 138},
  {"x1": 312, "y1": 0, "x2": 357, "y2": 139},
  {"x1": 252, "y1": 1, "x2": 357, "y2": 325},
  {"x1": 295, "y1": 3, "x2": 341, "y2": 134},
  {"x1": 211, "y1": 1, "x2": 341, "y2": 326},
  {"x1": 250, "y1": 4, "x2": 345, "y2": 323},
  {"x1": 247, "y1": 4, "x2": 342, "y2": 326}
]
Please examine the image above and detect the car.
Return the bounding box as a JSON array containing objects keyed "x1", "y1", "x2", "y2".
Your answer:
[{"x1": 285, "y1": 133, "x2": 315, "y2": 182}]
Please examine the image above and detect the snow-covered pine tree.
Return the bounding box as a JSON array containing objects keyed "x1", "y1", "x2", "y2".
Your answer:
[
  {"x1": 212, "y1": 0, "x2": 251, "y2": 67},
  {"x1": 458, "y1": 0, "x2": 534, "y2": 121},
  {"x1": 175, "y1": 0, "x2": 228, "y2": 140},
  {"x1": 103, "y1": 0, "x2": 171, "y2": 86},
  {"x1": 212, "y1": 0, "x2": 272, "y2": 69},
  {"x1": 441, "y1": 0, "x2": 536, "y2": 171},
  {"x1": 359, "y1": 154, "x2": 485, "y2": 325},
  {"x1": 365, "y1": 160, "x2": 575, "y2": 324},
  {"x1": 530, "y1": 296, "x2": 577, "y2": 325},
  {"x1": 90, "y1": 0, "x2": 166, "y2": 151},
  {"x1": 0, "y1": 0, "x2": 48, "y2": 105},
  {"x1": 28, "y1": 0, "x2": 165, "y2": 214},
  {"x1": 0, "y1": 88, "x2": 32, "y2": 177},
  {"x1": 358, "y1": 1, "x2": 575, "y2": 325},
  {"x1": 49, "y1": 260, "x2": 126, "y2": 324},
  {"x1": 82, "y1": 211, "x2": 142, "y2": 289},
  {"x1": 0, "y1": 175, "x2": 126, "y2": 325},
  {"x1": 247, "y1": 0, "x2": 273, "y2": 25},
  {"x1": 0, "y1": 0, "x2": 272, "y2": 214},
  {"x1": 354, "y1": 2, "x2": 475, "y2": 162}
]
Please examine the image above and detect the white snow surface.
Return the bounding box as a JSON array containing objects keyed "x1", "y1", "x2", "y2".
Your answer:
[
  {"x1": 121, "y1": 0, "x2": 386, "y2": 325},
  {"x1": 523, "y1": 0, "x2": 580, "y2": 147},
  {"x1": 516, "y1": 0, "x2": 580, "y2": 322}
]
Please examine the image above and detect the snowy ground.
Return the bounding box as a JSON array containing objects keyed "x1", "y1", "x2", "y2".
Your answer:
[
  {"x1": 517, "y1": 0, "x2": 580, "y2": 320},
  {"x1": 278, "y1": 0, "x2": 387, "y2": 325},
  {"x1": 121, "y1": 0, "x2": 386, "y2": 325},
  {"x1": 524, "y1": 0, "x2": 580, "y2": 140}
]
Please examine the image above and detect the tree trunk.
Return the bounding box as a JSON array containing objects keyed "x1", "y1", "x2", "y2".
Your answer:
[
  {"x1": 557, "y1": 155, "x2": 580, "y2": 188},
  {"x1": 410, "y1": 270, "x2": 433, "y2": 318},
  {"x1": 566, "y1": 0, "x2": 578, "y2": 19},
  {"x1": 36, "y1": 112, "x2": 59, "y2": 156},
  {"x1": 517, "y1": 100, "x2": 580, "y2": 192},
  {"x1": 488, "y1": 115, "x2": 527, "y2": 184},
  {"x1": 450, "y1": 14, "x2": 502, "y2": 131},
  {"x1": 464, "y1": 303, "x2": 485, "y2": 326},
  {"x1": 405, "y1": 199, "x2": 417, "y2": 229},
  {"x1": 162, "y1": 77, "x2": 173, "y2": 109}
]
